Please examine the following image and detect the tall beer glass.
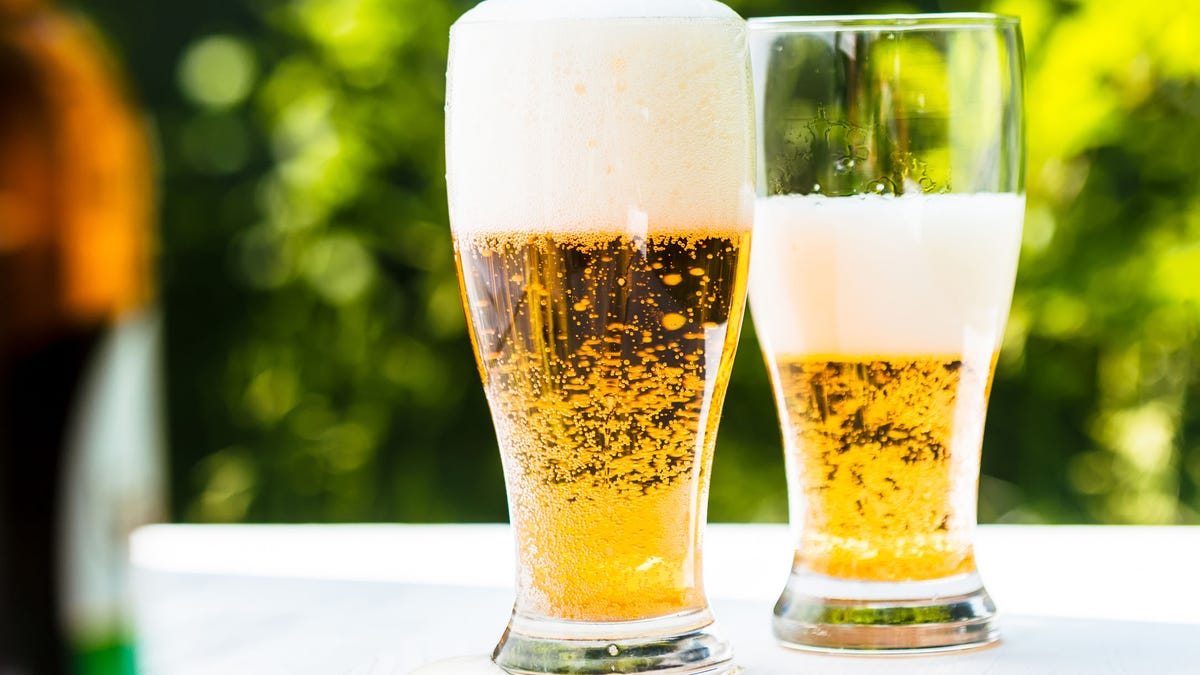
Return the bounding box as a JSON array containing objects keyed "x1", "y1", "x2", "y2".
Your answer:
[
  {"x1": 446, "y1": 1, "x2": 753, "y2": 672},
  {"x1": 748, "y1": 14, "x2": 1024, "y2": 652}
]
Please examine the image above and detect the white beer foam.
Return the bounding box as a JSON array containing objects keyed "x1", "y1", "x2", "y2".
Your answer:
[
  {"x1": 457, "y1": 0, "x2": 739, "y2": 21},
  {"x1": 749, "y1": 193, "x2": 1024, "y2": 356},
  {"x1": 446, "y1": 0, "x2": 754, "y2": 235}
]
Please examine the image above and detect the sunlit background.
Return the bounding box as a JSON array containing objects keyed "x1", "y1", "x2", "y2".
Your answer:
[{"x1": 83, "y1": 0, "x2": 1200, "y2": 526}]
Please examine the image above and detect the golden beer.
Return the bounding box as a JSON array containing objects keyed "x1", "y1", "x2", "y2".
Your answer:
[
  {"x1": 750, "y1": 14, "x2": 1025, "y2": 651},
  {"x1": 447, "y1": 0, "x2": 752, "y2": 668},
  {"x1": 750, "y1": 192, "x2": 1024, "y2": 586},
  {"x1": 456, "y1": 226, "x2": 749, "y2": 621},
  {"x1": 772, "y1": 353, "x2": 995, "y2": 582}
]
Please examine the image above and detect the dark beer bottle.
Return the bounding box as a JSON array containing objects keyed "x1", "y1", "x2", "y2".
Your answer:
[{"x1": 1, "y1": 0, "x2": 163, "y2": 672}]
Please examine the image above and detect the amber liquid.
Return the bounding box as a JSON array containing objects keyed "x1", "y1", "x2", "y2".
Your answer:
[
  {"x1": 456, "y1": 227, "x2": 749, "y2": 622},
  {"x1": 770, "y1": 354, "x2": 995, "y2": 582}
]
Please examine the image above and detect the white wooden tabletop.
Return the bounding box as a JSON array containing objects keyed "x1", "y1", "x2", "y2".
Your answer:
[{"x1": 130, "y1": 524, "x2": 1200, "y2": 675}]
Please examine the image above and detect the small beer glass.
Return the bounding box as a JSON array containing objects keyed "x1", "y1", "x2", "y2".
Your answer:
[
  {"x1": 748, "y1": 14, "x2": 1025, "y2": 651},
  {"x1": 446, "y1": 0, "x2": 754, "y2": 672}
]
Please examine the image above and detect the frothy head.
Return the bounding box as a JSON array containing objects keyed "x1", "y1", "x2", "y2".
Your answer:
[
  {"x1": 446, "y1": 0, "x2": 754, "y2": 235},
  {"x1": 456, "y1": 0, "x2": 740, "y2": 21},
  {"x1": 749, "y1": 193, "x2": 1024, "y2": 357}
]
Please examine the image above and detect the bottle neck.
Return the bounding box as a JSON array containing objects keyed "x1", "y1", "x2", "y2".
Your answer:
[{"x1": 0, "y1": 0, "x2": 47, "y2": 19}]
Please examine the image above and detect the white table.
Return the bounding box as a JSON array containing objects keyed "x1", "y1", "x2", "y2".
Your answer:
[{"x1": 131, "y1": 524, "x2": 1200, "y2": 675}]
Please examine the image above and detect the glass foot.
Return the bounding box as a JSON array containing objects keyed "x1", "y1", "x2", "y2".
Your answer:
[
  {"x1": 773, "y1": 570, "x2": 998, "y2": 653},
  {"x1": 493, "y1": 609, "x2": 734, "y2": 674}
]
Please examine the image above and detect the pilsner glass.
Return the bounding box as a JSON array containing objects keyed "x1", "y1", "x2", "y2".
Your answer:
[
  {"x1": 748, "y1": 14, "x2": 1024, "y2": 652},
  {"x1": 446, "y1": 1, "x2": 753, "y2": 672}
]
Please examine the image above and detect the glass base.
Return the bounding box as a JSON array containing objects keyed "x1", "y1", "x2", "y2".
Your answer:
[
  {"x1": 493, "y1": 608, "x2": 734, "y2": 675},
  {"x1": 773, "y1": 569, "x2": 998, "y2": 653}
]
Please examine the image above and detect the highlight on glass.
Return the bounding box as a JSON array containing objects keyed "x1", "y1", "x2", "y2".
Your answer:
[
  {"x1": 747, "y1": 14, "x2": 1025, "y2": 652},
  {"x1": 445, "y1": 0, "x2": 754, "y2": 672}
]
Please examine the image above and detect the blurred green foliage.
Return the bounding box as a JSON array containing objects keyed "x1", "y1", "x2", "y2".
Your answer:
[{"x1": 84, "y1": 0, "x2": 1200, "y2": 524}]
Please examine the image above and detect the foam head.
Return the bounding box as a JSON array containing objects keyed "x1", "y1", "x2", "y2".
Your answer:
[
  {"x1": 455, "y1": 0, "x2": 740, "y2": 21},
  {"x1": 749, "y1": 193, "x2": 1025, "y2": 357},
  {"x1": 446, "y1": 0, "x2": 754, "y2": 235}
]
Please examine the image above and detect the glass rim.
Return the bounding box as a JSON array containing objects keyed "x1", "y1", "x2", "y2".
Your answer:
[{"x1": 747, "y1": 13, "x2": 1019, "y2": 32}]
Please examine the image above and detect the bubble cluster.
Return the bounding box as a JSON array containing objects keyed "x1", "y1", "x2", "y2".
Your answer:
[
  {"x1": 456, "y1": 226, "x2": 749, "y2": 621},
  {"x1": 776, "y1": 354, "x2": 991, "y2": 582}
]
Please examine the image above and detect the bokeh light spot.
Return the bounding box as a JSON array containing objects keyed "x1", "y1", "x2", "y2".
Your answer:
[
  {"x1": 179, "y1": 35, "x2": 259, "y2": 109},
  {"x1": 192, "y1": 448, "x2": 259, "y2": 523},
  {"x1": 244, "y1": 368, "x2": 299, "y2": 426},
  {"x1": 301, "y1": 233, "x2": 375, "y2": 305}
]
